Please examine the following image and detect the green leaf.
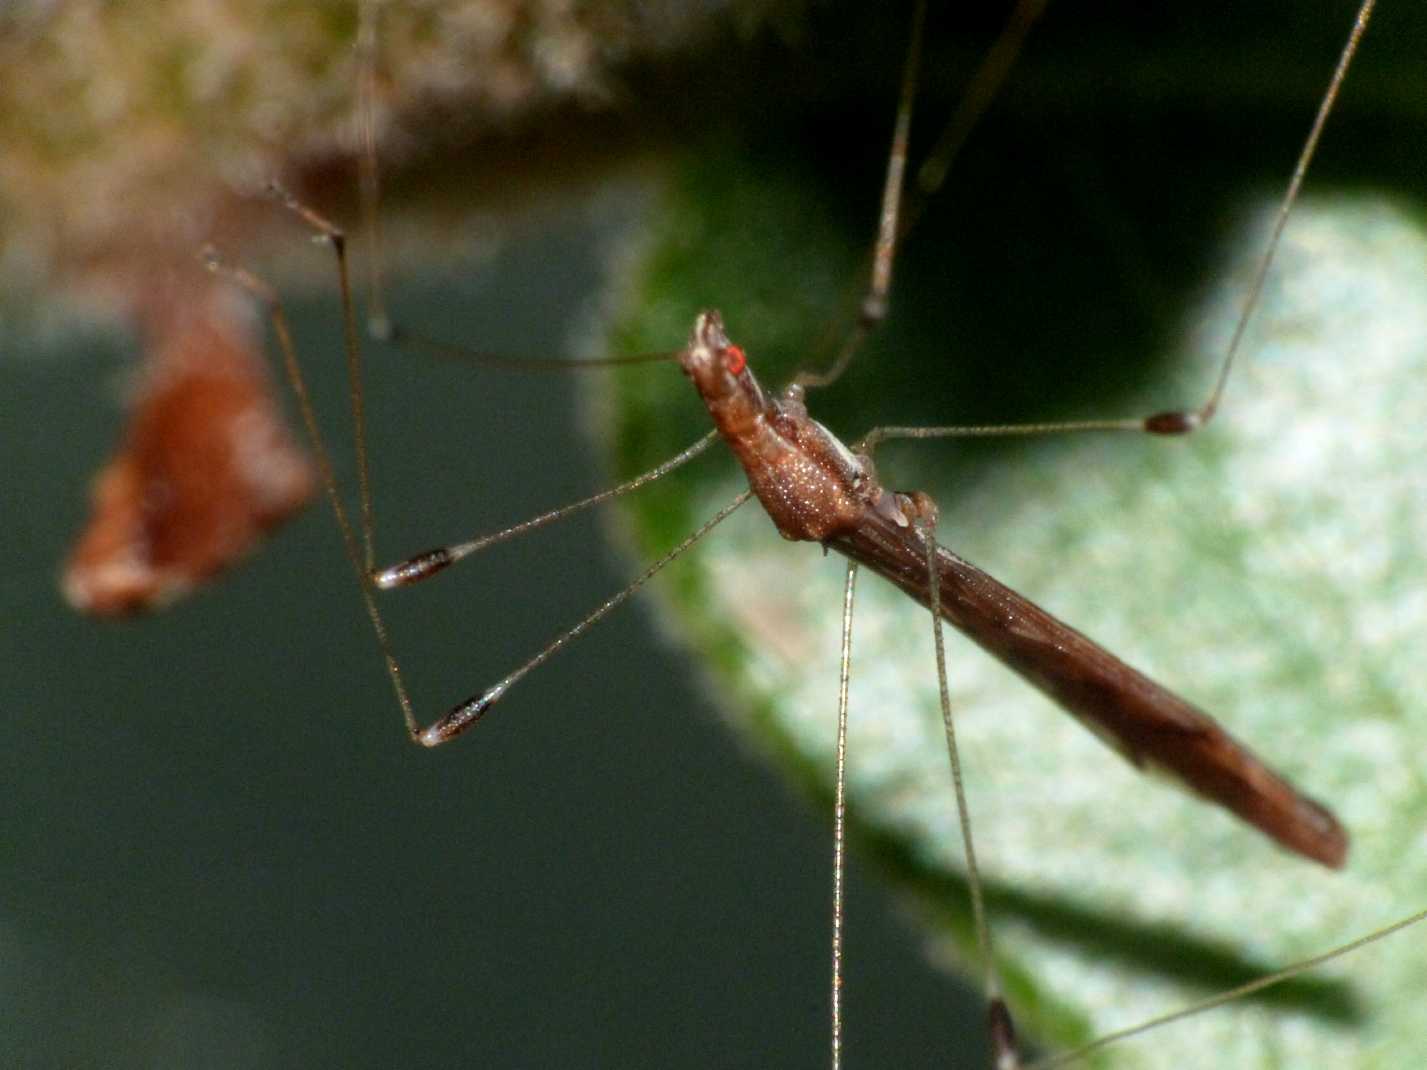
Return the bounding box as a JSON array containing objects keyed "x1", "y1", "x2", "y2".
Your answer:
[{"x1": 595, "y1": 53, "x2": 1427, "y2": 1068}]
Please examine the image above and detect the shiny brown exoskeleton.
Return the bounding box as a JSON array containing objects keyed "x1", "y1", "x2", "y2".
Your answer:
[{"x1": 680, "y1": 309, "x2": 1346, "y2": 869}]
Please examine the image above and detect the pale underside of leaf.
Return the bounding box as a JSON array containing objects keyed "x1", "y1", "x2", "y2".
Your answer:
[{"x1": 605, "y1": 190, "x2": 1427, "y2": 1066}]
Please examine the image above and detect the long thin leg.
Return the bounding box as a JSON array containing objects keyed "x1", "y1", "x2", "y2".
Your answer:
[
  {"x1": 1031, "y1": 906, "x2": 1427, "y2": 1069},
  {"x1": 860, "y1": 0, "x2": 1377, "y2": 452},
  {"x1": 227, "y1": 7, "x2": 762, "y2": 752},
  {"x1": 242, "y1": 3, "x2": 1399, "y2": 1066},
  {"x1": 860, "y1": 7, "x2": 1383, "y2": 1065},
  {"x1": 829, "y1": 560, "x2": 857, "y2": 1070},
  {"x1": 203, "y1": 248, "x2": 422, "y2": 739},
  {"x1": 264, "y1": 183, "x2": 377, "y2": 572},
  {"x1": 916, "y1": 514, "x2": 1019, "y2": 1070},
  {"x1": 373, "y1": 431, "x2": 719, "y2": 589},
  {"x1": 417, "y1": 489, "x2": 751, "y2": 745},
  {"x1": 205, "y1": 244, "x2": 750, "y2": 745},
  {"x1": 263, "y1": 178, "x2": 709, "y2": 592}
]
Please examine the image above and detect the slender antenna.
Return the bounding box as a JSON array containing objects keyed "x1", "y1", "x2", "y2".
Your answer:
[
  {"x1": 381, "y1": 324, "x2": 680, "y2": 371},
  {"x1": 829, "y1": 561, "x2": 858, "y2": 1070}
]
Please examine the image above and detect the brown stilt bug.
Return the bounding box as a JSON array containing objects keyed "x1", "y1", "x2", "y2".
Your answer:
[{"x1": 199, "y1": 0, "x2": 1427, "y2": 1065}]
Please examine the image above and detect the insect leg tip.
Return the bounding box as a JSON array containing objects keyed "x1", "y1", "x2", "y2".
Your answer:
[{"x1": 988, "y1": 997, "x2": 1021, "y2": 1070}]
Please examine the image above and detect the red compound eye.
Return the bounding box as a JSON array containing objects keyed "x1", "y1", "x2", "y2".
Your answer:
[{"x1": 723, "y1": 344, "x2": 746, "y2": 375}]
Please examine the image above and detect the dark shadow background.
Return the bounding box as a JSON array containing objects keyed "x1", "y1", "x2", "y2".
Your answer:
[{"x1": 0, "y1": 206, "x2": 984, "y2": 1068}]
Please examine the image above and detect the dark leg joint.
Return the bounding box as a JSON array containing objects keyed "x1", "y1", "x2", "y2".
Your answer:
[
  {"x1": 420, "y1": 685, "x2": 505, "y2": 747},
  {"x1": 373, "y1": 547, "x2": 454, "y2": 590},
  {"x1": 988, "y1": 997, "x2": 1021, "y2": 1070},
  {"x1": 860, "y1": 293, "x2": 888, "y2": 327},
  {"x1": 1143, "y1": 409, "x2": 1203, "y2": 435},
  {"x1": 368, "y1": 314, "x2": 395, "y2": 343}
]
